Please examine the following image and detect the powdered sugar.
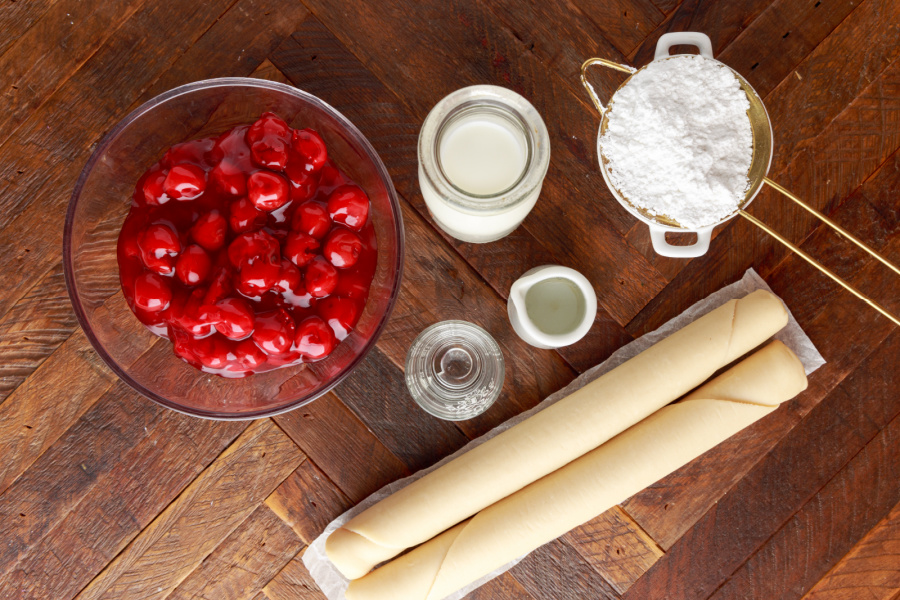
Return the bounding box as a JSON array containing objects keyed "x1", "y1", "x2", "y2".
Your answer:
[{"x1": 600, "y1": 55, "x2": 753, "y2": 229}]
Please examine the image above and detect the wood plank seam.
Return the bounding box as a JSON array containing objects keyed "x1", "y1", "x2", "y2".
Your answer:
[{"x1": 68, "y1": 420, "x2": 263, "y2": 599}]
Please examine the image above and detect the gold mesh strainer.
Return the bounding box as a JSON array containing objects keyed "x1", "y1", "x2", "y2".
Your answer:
[{"x1": 581, "y1": 32, "x2": 899, "y2": 327}]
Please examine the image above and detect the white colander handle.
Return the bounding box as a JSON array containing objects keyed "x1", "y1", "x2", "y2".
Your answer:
[
  {"x1": 648, "y1": 223, "x2": 714, "y2": 258},
  {"x1": 654, "y1": 32, "x2": 714, "y2": 60}
]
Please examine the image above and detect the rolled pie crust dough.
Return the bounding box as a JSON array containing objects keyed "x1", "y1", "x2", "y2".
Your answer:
[
  {"x1": 346, "y1": 340, "x2": 808, "y2": 600},
  {"x1": 326, "y1": 290, "x2": 788, "y2": 579}
]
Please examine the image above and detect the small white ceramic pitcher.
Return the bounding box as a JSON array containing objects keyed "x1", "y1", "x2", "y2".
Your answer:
[{"x1": 507, "y1": 265, "x2": 597, "y2": 349}]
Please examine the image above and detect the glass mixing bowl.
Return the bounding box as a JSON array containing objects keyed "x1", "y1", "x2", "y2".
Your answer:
[{"x1": 64, "y1": 78, "x2": 404, "y2": 419}]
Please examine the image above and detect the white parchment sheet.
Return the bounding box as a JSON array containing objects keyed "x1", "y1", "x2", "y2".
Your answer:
[{"x1": 303, "y1": 268, "x2": 825, "y2": 599}]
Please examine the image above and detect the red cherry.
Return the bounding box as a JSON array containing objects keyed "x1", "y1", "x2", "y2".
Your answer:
[
  {"x1": 228, "y1": 230, "x2": 279, "y2": 269},
  {"x1": 175, "y1": 244, "x2": 212, "y2": 286},
  {"x1": 327, "y1": 185, "x2": 369, "y2": 231},
  {"x1": 284, "y1": 231, "x2": 320, "y2": 268},
  {"x1": 133, "y1": 272, "x2": 172, "y2": 313},
  {"x1": 139, "y1": 223, "x2": 181, "y2": 275},
  {"x1": 203, "y1": 258, "x2": 235, "y2": 306},
  {"x1": 229, "y1": 197, "x2": 266, "y2": 233},
  {"x1": 295, "y1": 315, "x2": 335, "y2": 360},
  {"x1": 317, "y1": 296, "x2": 361, "y2": 341},
  {"x1": 304, "y1": 257, "x2": 339, "y2": 298},
  {"x1": 284, "y1": 155, "x2": 319, "y2": 202},
  {"x1": 214, "y1": 297, "x2": 255, "y2": 340},
  {"x1": 247, "y1": 112, "x2": 290, "y2": 145},
  {"x1": 211, "y1": 125, "x2": 252, "y2": 165},
  {"x1": 247, "y1": 171, "x2": 289, "y2": 212},
  {"x1": 237, "y1": 259, "x2": 281, "y2": 296},
  {"x1": 163, "y1": 164, "x2": 207, "y2": 200},
  {"x1": 291, "y1": 129, "x2": 328, "y2": 173},
  {"x1": 194, "y1": 336, "x2": 236, "y2": 370},
  {"x1": 168, "y1": 288, "x2": 215, "y2": 337},
  {"x1": 318, "y1": 165, "x2": 342, "y2": 188},
  {"x1": 252, "y1": 309, "x2": 296, "y2": 355},
  {"x1": 292, "y1": 201, "x2": 331, "y2": 239},
  {"x1": 191, "y1": 210, "x2": 227, "y2": 251},
  {"x1": 323, "y1": 228, "x2": 363, "y2": 268},
  {"x1": 142, "y1": 167, "x2": 170, "y2": 206},
  {"x1": 247, "y1": 113, "x2": 291, "y2": 170},
  {"x1": 210, "y1": 160, "x2": 247, "y2": 196},
  {"x1": 274, "y1": 259, "x2": 302, "y2": 293},
  {"x1": 162, "y1": 139, "x2": 214, "y2": 169},
  {"x1": 234, "y1": 339, "x2": 266, "y2": 370}
]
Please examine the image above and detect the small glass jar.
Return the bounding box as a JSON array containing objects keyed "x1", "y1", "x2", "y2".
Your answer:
[
  {"x1": 405, "y1": 320, "x2": 505, "y2": 420},
  {"x1": 418, "y1": 85, "x2": 551, "y2": 244}
]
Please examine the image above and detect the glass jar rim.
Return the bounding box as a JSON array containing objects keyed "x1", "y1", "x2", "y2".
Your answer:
[{"x1": 418, "y1": 85, "x2": 551, "y2": 215}]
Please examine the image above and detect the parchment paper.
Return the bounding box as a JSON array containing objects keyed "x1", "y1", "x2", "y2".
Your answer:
[{"x1": 303, "y1": 268, "x2": 825, "y2": 599}]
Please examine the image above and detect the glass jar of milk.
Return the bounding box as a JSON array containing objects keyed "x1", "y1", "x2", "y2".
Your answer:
[{"x1": 418, "y1": 85, "x2": 551, "y2": 243}]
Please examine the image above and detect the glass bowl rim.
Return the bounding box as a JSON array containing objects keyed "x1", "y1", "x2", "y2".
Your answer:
[{"x1": 63, "y1": 77, "x2": 405, "y2": 420}]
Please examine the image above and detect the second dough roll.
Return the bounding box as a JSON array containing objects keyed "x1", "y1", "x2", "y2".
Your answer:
[{"x1": 326, "y1": 290, "x2": 788, "y2": 579}]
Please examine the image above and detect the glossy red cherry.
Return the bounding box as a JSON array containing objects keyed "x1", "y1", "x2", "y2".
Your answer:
[
  {"x1": 247, "y1": 113, "x2": 291, "y2": 170},
  {"x1": 237, "y1": 258, "x2": 281, "y2": 296},
  {"x1": 284, "y1": 156, "x2": 318, "y2": 202},
  {"x1": 162, "y1": 139, "x2": 214, "y2": 169},
  {"x1": 304, "y1": 257, "x2": 339, "y2": 298},
  {"x1": 317, "y1": 164, "x2": 342, "y2": 188},
  {"x1": 139, "y1": 223, "x2": 181, "y2": 275},
  {"x1": 228, "y1": 230, "x2": 279, "y2": 268},
  {"x1": 203, "y1": 265, "x2": 234, "y2": 306},
  {"x1": 214, "y1": 297, "x2": 255, "y2": 340},
  {"x1": 234, "y1": 339, "x2": 266, "y2": 370},
  {"x1": 284, "y1": 231, "x2": 320, "y2": 268},
  {"x1": 133, "y1": 272, "x2": 172, "y2": 313},
  {"x1": 317, "y1": 296, "x2": 361, "y2": 341},
  {"x1": 229, "y1": 197, "x2": 266, "y2": 233},
  {"x1": 327, "y1": 184, "x2": 369, "y2": 231},
  {"x1": 295, "y1": 315, "x2": 335, "y2": 360},
  {"x1": 168, "y1": 287, "x2": 215, "y2": 337},
  {"x1": 175, "y1": 244, "x2": 212, "y2": 286},
  {"x1": 291, "y1": 201, "x2": 331, "y2": 239},
  {"x1": 252, "y1": 309, "x2": 296, "y2": 355},
  {"x1": 163, "y1": 163, "x2": 207, "y2": 201},
  {"x1": 247, "y1": 171, "x2": 289, "y2": 211},
  {"x1": 323, "y1": 228, "x2": 363, "y2": 268},
  {"x1": 274, "y1": 259, "x2": 302, "y2": 293},
  {"x1": 291, "y1": 128, "x2": 328, "y2": 173},
  {"x1": 211, "y1": 125, "x2": 252, "y2": 165},
  {"x1": 210, "y1": 160, "x2": 247, "y2": 196},
  {"x1": 142, "y1": 167, "x2": 170, "y2": 206},
  {"x1": 194, "y1": 336, "x2": 236, "y2": 370},
  {"x1": 190, "y1": 210, "x2": 227, "y2": 251}
]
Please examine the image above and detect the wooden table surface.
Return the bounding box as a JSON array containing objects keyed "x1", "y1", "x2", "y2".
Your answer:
[{"x1": 2, "y1": 0, "x2": 900, "y2": 598}]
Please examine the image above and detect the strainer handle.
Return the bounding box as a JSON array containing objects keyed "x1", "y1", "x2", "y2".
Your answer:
[
  {"x1": 648, "y1": 223, "x2": 714, "y2": 258},
  {"x1": 654, "y1": 32, "x2": 714, "y2": 59},
  {"x1": 580, "y1": 58, "x2": 636, "y2": 115}
]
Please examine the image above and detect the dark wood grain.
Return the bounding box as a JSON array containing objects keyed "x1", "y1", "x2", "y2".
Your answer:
[
  {"x1": 801, "y1": 499, "x2": 900, "y2": 600},
  {"x1": 75, "y1": 419, "x2": 302, "y2": 600},
  {"x1": 274, "y1": 391, "x2": 411, "y2": 505},
  {"x1": 162, "y1": 504, "x2": 301, "y2": 600},
  {"x1": 264, "y1": 551, "x2": 329, "y2": 600},
  {"x1": 266, "y1": 459, "x2": 353, "y2": 546}
]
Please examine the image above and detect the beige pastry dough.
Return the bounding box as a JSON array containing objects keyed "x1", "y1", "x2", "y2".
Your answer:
[
  {"x1": 346, "y1": 341, "x2": 808, "y2": 600},
  {"x1": 326, "y1": 290, "x2": 788, "y2": 579}
]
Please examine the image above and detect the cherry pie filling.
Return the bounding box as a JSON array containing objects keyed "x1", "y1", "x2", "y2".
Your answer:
[{"x1": 117, "y1": 112, "x2": 377, "y2": 377}]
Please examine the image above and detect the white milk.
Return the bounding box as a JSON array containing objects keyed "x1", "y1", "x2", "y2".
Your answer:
[
  {"x1": 417, "y1": 86, "x2": 550, "y2": 244},
  {"x1": 439, "y1": 117, "x2": 526, "y2": 196}
]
